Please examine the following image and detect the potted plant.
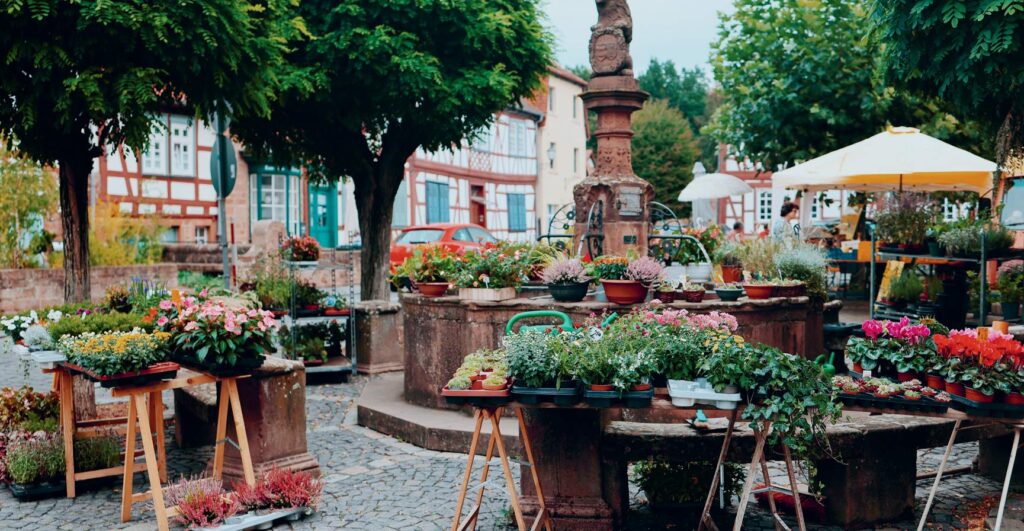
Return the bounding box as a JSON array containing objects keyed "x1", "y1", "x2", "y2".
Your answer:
[
  {"x1": 442, "y1": 348, "x2": 512, "y2": 404},
  {"x1": 542, "y1": 257, "x2": 591, "y2": 303},
  {"x1": 998, "y1": 260, "x2": 1024, "y2": 321},
  {"x1": 773, "y1": 244, "x2": 828, "y2": 303},
  {"x1": 714, "y1": 242, "x2": 744, "y2": 283},
  {"x1": 714, "y1": 283, "x2": 744, "y2": 302},
  {"x1": 873, "y1": 195, "x2": 934, "y2": 253},
  {"x1": 481, "y1": 374, "x2": 508, "y2": 391},
  {"x1": 774, "y1": 279, "x2": 806, "y2": 298},
  {"x1": 248, "y1": 255, "x2": 292, "y2": 315},
  {"x1": 5, "y1": 433, "x2": 66, "y2": 499},
  {"x1": 280, "y1": 235, "x2": 320, "y2": 266},
  {"x1": 591, "y1": 256, "x2": 641, "y2": 305},
  {"x1": 679, "y1": 225, "x2": 722, "y2": 282},
  {"x1": 57, "y1": 329, "x2": 177, "y2": 387},
  {"x1": 166, "y1": 476, "x2": 240, "y2": 529},
  {"x1": 322, "y1": 295, "x2": 349, "y2": 316},
  {"x1": 454, "y1": 243, "x2": 532, "y2": 301},
  {"x1": 610, "y1": 350, "x2": 657, "y2": 407},
  {"x1": 681, "y1": 283, "x2": 706, "y2": 303},
  {"x1": 938, "y1": 219, "x2": 1015, "y2": 258},
  {"x1": 159, "y1": 298, "x2": 276, "y2": 375},
  {"x1": 396, "y1": 245, "x2": 458, "y2": 298},
  {"x1": 294, "y1": 280, "x2": 325, "y2": 317},
  {"x1": 742, "y1": 279, "x2": 775, "y2": 300},
  {"x1": 21, "y1": 324, "x2": 54, "y2": 352},
  {"x1": 886, "y1": 272, "x2": 923, "y2": 310},
  {"x1": 655, "y1": 281, "x2": 679, "y2": 303}
]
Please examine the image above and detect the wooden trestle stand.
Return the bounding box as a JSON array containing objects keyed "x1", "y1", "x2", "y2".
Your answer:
[
  {"x1": 449, "y1": 402, "x2": 806, "y2": 531},
  {"x1": 50, "y1": 365, "x2": 255, "y2": 531},
  {"x1": 451, "y1": 406, "x2": 552, "y2": 531}
]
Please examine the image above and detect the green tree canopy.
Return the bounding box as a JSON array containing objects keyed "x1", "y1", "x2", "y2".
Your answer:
[
  {"x1": 0, "y1": 0, "x2": 299, "y2": 301},
  {"x1": 632, "y1": 99, "x2": 699, "y2": 211},
  {"x1": 706, "y1": 0, "x2": 991, "y2": 171},
  {"x1": 871, "y1": 0, "x2": 1020, "y2": 164},
  {"x1": 232, "y1": 0, "x2": 553, "y2": 299},
  {"x1": 638, "y1": 59, "x2": 709, "y2": 134}
]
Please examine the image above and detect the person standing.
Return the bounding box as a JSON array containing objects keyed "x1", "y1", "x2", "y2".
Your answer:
[{"x1": 773, "y1": 202, "x2": 800, "y2": 240}]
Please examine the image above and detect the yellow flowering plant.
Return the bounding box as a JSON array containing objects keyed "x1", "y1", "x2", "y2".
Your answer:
[{"x1": 57, "y1": 329, "x2": 170, "y2": 376}]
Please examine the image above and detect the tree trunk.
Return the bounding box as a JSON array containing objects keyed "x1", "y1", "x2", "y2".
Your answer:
[
  {"x1": 58, "y1": 149, "x2": 94, "y2": 303},
  {"x1": 353, "y1": 167, "x2": 400, "y2": 301}
]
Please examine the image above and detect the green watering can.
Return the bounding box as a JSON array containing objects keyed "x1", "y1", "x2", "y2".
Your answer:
[
  {"x1": 814, "y1": 352, "x2": 837, "y2": 377},
  {"x1": 505, "y1": 310, "x2": 618, "y2": 336}
]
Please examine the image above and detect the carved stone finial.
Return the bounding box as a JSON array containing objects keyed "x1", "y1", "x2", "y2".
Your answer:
[{"x1": 590, "y1": 0, "x2": 634, "y2": 77}]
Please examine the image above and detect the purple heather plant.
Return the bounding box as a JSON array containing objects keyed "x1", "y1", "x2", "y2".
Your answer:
[
  {"x1": 542, "y1": 258, "x2": 590, "y2": 285},
  {"x1": 625, "y1": 257, "x2": 664, "y2": 285}
]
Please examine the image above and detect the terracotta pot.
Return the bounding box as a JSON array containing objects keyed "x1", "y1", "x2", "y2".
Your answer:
[
  {"x1": 417, "y1": 282, "x2": 450, "y2": 298},
  {"x1": 721, "y1": 265, "x2": 743, "y2": 283},
  {"x1": 631, "y1": 383, "x2": 652, "y2": 392},
  {"x1": 944, "y1": 381, "x2": 965, "y2": 397},
  {"x1": 590, "y1": 383, "x2": 614, "y2": 392},
  {"x1": 896, "y1": 372, "x2": 917, "y2": 383},
  {"x1": 743, "y1": 284, "x2": 774, "y2": 300},
  {"x1": 965, "y1": 387, "x2": 995, "y2": 403},
  {"x1": 470, "y1": 380, "x2": 483, "y2": 390},
  {"x1": 600, "y1": 280, "x2": 648, "y2": 305},
  {"x1": 481, "y1": 383, "x2": 507, "y2": 391},
  {"x1": 302, "y1": 304, "x2": 320, "y2": 311},
  {"x1": 926, "y1": 374, "x2": 945, "y2": 389},
  {"x1": 1006, "y1": 392, "x2": 1024, "y2": 406},
  {"x1": 655, "y1": 291, "x2": 677, "y2": 303},
  {"x1": 852, "y1": 362, "x2": 863, "y2": 374},
  {"x1": 903, "y1": 394, "x2": 921, "y2": 401},
  {"x1": 682, "y1": 290, "x2": 705, "y2": 303}
]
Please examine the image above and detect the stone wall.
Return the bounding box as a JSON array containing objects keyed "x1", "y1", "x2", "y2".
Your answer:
[
  {"x1": 0, "y1": 264, "x2": 180, "y2": 313},
  {"x1": 402, "y1": 294, "x2": 821, "y2": 409}
]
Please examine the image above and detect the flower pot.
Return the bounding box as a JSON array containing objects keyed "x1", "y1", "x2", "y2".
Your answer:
[
  {"x1": 655, "y1": 291, "x2": 678, "y2": 303},
  {"x1": 903, "y1": 394, "x2": 921, "y2": 401},
  {"x1": 682, "y1": 290, "x2": 705, "y2": 303},
  {"x1": 743, "y1": 284, "x2": 774, "y2": 300},
  {"x1": 600, "y1": 279, "x2": 648, "y2": 305},
  {"x1": 481, "y1": 383, "x2": 507, "y2": 391},
  {"x1": 714, "y1": 288, "x2": 744, "y2": 302},
  {"x1": 631, "y1": 383, "x2": 652, "y2": 392},
  {"x1": 685, "y1": 262, "x2": 713, "y2": 282},
  {"x1": 1007, "y1": 392, "x2": 1024, "y2": 406},
  {"x1": 928, "y1": 241, "x2": 942, "y2": 257},
  {"x1": 548, "y1": 281, "x2": 590, "y2": 303},
  {"x1": 271, "y1": 309, "x2": 289, "y2": 318},
  {"x1": 590, "y1": 383, "x2": 614, "y2": 392},
  {"x1": 721, "y1": 265, "x2": 743, "y2": 283},
  {"x1": 459, "y1": 287, "x2": 517, "y2": 302},
  {"x1": 323, "y1": 307, "x2": 350, "y2": 316},
  {"x1": 417, "y1": 282, "x2": 450, "y2": 298},
  {"x1": 896, "y1": 371, "x2": 917, "y2": 383},
  {"x1": 965, "y1": 387, "x2": 995, "y2": 403},
  {"x1": 945, "y1": 381, "x2": 965, "y2": 397},
  {"x1": 852, "y1": 362, "x2": 863, "y2": 374},
  {"x1": 926, "y1": 374, "x2": 945, "y2": 389},
  {"x1": 1003, "y1": 302, "x2": 1021, "y2": 321},
  {"x1": 776, "y1": 283, "x2": 806, "y2": 297}
]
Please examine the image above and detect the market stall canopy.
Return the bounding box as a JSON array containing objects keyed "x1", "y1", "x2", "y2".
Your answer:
[
  {"x1": 772, "y1": 126, "x2": 997, "y2": 195},
  {"x1": 677, "y1": 172, "x2": 754, "y2": 201}
]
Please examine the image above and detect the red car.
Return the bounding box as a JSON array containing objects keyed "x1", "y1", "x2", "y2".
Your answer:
[{"x1": 389, "y1": 223, "x2": 497, "y2": 268}]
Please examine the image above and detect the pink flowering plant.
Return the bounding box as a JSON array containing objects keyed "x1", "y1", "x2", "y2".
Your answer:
[
  {"x1": 846, "y1": 317, "x2": 935, "y2": 376},
  {"x1": 452, "y1": 243, "x2": 532, "y2": 289},
  {"x1": 157, "y1": 297, "x2": 277, "y2": 370}
]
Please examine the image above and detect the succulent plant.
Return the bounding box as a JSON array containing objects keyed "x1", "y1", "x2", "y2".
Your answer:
[
  {"x1": 904, "y1": 390, "x2": 921, "y2": 400},
  {"x1": 482, "y1": 375, "x2": 507, "y2": 388},
  {"x1": 682, "y1": 283, "x2": 705, "y2": 292},
  {"x1": 447, "y1": 375, "x2": 472, "y2": 390}
]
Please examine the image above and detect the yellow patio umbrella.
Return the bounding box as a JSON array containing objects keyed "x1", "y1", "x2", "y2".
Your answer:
[{"x1": 772, "y1": 126, "x2": 997, "y2": 195}]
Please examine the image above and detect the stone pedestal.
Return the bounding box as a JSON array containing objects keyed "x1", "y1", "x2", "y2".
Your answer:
[
  {"x1": 815, "y1": 434, "x2": 916, "y2": 527},
  {"x1": 979, "y1": 434, "x2": 1024, "y2": 489},
  {"x1": 218, "y1": 356, "x2": 320, "y2": 484},
  {"x1": 354, "y1": 300, "x2": 404, "y2": 374},
  {"x1": 519, "y1": 408, "x2": 614, "y2": 530}
]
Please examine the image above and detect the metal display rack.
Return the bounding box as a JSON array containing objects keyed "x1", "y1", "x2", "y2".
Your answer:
[{"x1": 283, "y1": 240, "x2": 359, "y2": 384}]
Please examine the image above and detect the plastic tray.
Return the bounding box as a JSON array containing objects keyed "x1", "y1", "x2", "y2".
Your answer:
[
  {"x1": 581, "y1": 388, "x2": 654, "y2": 408},
  {"x1": 9, "y1": 481, "x2": 66, "y2": 501},
  {"x1": 196, "y1": 508, "x2": 312, "y2": 531},
  {"x1": 61, "y1": 361, "x2": 180, "y2": 388},
  {"x1": 949, "y1": 395, "x2": 1024, "y2": 419},
  {"x1": 511, "y1": 385, "x2": 580, "y2": 406},
  {"x1": 667, "y1": 380, "x2": 742, "y2": 410},
  {"x1": 442, "y1": 386, "x2": 512, "y2": 407},
  {"x1": 839, "y1": 392, "x2": 949, "y2": 414}
]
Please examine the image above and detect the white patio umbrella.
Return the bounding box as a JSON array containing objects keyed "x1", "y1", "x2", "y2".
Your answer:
[
  {"x1": 677, "y1": 172, "x2": 755, "y2": 201},
  {"x1": 772, "y1": 126, "x2": 997, "y2": 195}
]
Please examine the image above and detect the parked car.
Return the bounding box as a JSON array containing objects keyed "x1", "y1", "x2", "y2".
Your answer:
[{"x1": 389, "y1": 223, "x2": 497, "y2": 268}]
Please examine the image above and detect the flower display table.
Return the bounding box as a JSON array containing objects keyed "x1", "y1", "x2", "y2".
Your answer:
[
  {"x1": 449, "y1": 399, "x2": 806, "y2": 531},
  {"x1": 111, "y1": 371, "x2": 256, "y2": 531}
]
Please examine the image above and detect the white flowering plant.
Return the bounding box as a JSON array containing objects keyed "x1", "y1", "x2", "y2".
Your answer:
[{"x1": 0, "y1": 312, "x2": 38, "y2": 342}]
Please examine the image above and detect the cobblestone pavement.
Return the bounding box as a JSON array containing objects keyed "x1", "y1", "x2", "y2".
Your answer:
[{"x1": 0, "y1": 340, "x2": 1019, "y2": 530}]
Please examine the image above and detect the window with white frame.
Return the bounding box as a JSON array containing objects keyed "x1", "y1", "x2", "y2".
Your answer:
[
  {"x1": 195, "y1": 226, "x2": 209, "y2": 244},
  {"x1": 549, "y1": 86, "x2": 555, "y2": 111},
  {"x1": 572, "y1": 96, "x2": 578, "y2": 119},
  {"x1": 169, "y1": 116, "x2": 195, "y2": 177},
  {"x1": 249, "y1": 172, "x2": 302, "y2": 235},
  {"x1": 508, "y1": 121, "x2": 528, "y2": 157},
  {"x1": 942, "y1": 198, "x2": 967, "y2": 222},
  {"x1": 548, "y1": 142, "x2": 556, "y2": 169},
  {"x1": 141, "y1": 121, "x2": 168, "y2": 176},
  {"x1": 811, "y1": 195, "x2": 821, "y2": 220},
  {"x1": 573, "y1": 148, "x2": 580, "y2": 175},
  {"x1": 757, "y1": 189, "x2": 773, "y2": 222}
]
